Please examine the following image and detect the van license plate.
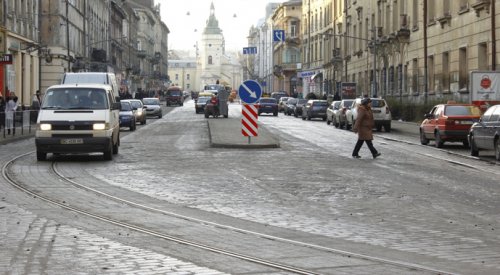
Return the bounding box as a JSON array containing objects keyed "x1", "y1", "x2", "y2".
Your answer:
[{"x1": 61, "y1": 139, "x2": 83, "y2": 145}]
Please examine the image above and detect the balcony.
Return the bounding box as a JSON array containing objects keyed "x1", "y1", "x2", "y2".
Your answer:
[
  {"x1": 437, "y1": 12, "x2": 452, "y2": 28},
  {"x1": 471, "y1": 0, "x2": 491, "y2": 16},
  {"x1": 281, "y1": 63, "x2": 298, "y2": 71},
  {"x1": 137, "y1": 50, "x2": 147, "y2": 58}
]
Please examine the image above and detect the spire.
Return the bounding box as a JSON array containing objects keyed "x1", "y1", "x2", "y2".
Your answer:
[{"x1": 204, "y1": 1, "x2": 222, "y2": 34}]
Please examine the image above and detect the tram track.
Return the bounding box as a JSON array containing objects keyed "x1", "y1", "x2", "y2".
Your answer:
[{"x1": 2, "y1": 151, "x2": 454, "y2": 274}]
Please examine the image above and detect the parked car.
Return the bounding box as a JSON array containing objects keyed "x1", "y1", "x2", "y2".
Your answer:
[
  {"x1": 302, "y1": 100, "x2": 329, "y2": 121},
  {"x1": 165, "y1": 86, "x2": 184, "y2": 106},
  {"x1": 346, "y1": 97, "x2": 392, "y2": 132},
  {"x1": 195, "y1": 96, "x2": 211, "y2": 114},
  {"x1": 119, "y1": 101, "x2": 136, "y2": 131},
  {"x1": 468, "y1": 104, "x2": 500, "y2": 160},
  {"x1": 122, "y1": 99, "x2": 146, "y2": 125},
  {"x1": 142, "y1": 97, "x2": 162, "y2": 118},
  {"x1": 326, "y1": 101, "x2": 342, "y2": 126},
  {"x1": 293, "y1": 99, "x2": 308, "y2": 117},
  {"x1": 284, "y1": 98, "x2": 298, "y2": 115},
  {"x1": 336, "y1": 99, "x2": 355, "y2": 129},
  {"x1": 278, "y1": 97, "x2": 290, "y2": 112},
  {"x1": 271, "y1": 91, "x2": 287, "y2": 102},
  {"x1": 420, "y1": 103, "x2": 482, "y2": 148},
  {"x1": 258, "y1": 98, "x2": 278, "y2": 116}
]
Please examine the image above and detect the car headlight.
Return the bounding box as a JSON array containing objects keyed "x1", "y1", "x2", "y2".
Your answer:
[
  {"x1": 136, "y1": 109, "x2": 143, "y2": 115},
  {"x1": 93, "y1": 123, "x2": 106, "y2": 130},
  {"x1": 39, "y1": 123, "x2": 52, "y2": 131}
]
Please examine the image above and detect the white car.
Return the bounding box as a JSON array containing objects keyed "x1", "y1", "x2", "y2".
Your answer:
[
  {"x1": 142, "y1": 97, "x2": 162, "y2": 118},
  {"x1": 326, "y1": 101, "x2": 341, "y2": 127},
  {"x1": 346, "y1": 97, "x2": 392, "y2": 132}
]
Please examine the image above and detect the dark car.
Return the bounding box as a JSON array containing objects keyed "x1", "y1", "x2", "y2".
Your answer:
[
  {"x1": 293, "y1": 99, "x2": 308, "y2": 117},
  {"x1": 122, "y1": 99, "x2": 146, "y2": 125},
  {"x1": 420, "y1": 103, "x2": 482, "y2": 148},
  {"x1": 258, "y1": 98, "x2": 278, "y2": 116},
  {"x1": 284, "y1": 98, "x2": 298, "y2": 115},
  {"x1": 166, "y1": 86, "x2": 184, "y2": 106},
  {"x1": 302, "y1": 100, "x2": 329, "y2": 121},
  {"x1": 468, "y1": 104, "x2": 500, "y2": 160},
  {"x1": 119, "y1": 101, "x2": 136, "y2": 131},
  {"x1": 195, "y1": 96, "x2": 211, "y2": 114}
]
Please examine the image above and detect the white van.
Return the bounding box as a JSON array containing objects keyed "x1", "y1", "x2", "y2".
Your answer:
[
  {"x1": 35, "y1": 84, "x2": 121, "y2": 161},
  {"x1": 61, "y1": 72, "x2": 120, "y2": 100}
]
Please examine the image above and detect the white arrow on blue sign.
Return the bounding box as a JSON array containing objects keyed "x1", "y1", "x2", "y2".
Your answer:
[
  {"x1": 273, "y1": 30, "x2": 285, "y2": 42},
  {"x1": 238, "y1": 80, "x2": 262, "y2": 104}
]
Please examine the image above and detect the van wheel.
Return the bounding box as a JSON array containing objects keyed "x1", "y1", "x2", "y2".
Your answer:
[
  {"x1": 104, "y1": 143, "x2": 113, "y2": 160},
  {"x1": 36, "y1": 151, "x2": 47, "y2": 161},
  {"x1": 470, "y1": 135, "x2": 479, "y2": 156},
  {"x1": 112, "y1": 137, "x2": 119, "y2": 155}
]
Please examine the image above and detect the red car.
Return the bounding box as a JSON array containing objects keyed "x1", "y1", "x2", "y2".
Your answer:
[{"x1": 420, "y1": 103, "x2": 482, "y2": 148}]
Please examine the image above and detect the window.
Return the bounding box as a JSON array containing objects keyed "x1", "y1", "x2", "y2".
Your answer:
[
  {"x1": 478, "y1": 43, "x2": 488, "y2": 70},
  {"x1": 290, "y1": 21, "x2": 298, "y2": 37},
  {"x1": 428, "y1": 55, "x2": 434, "y2": 93},
  {"x1": 442, "y1": 52, "x2": 450, "y2": 92},
  {"x1": 412, "y1": 58, "x2": 418, "y2": 94},
  {"x1": 187, "y1": 74, "x2": 190, "y2": 80},
  {"x1": 175, "y1": 74, "x2": 179, "y2": 80},
  {"x1": 459, "y1": 47, "x2": 468, "y2": 90},
  {"x1": 208, "y1": 55, "x2": 212, "y2": 65}
]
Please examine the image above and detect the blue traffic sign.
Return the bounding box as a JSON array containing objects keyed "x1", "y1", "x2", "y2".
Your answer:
[
  {"x1": 243, "y1": 47, "x2": 257, "y2": 54},
  {"x1": 273, "y1": 30, "x2": 285, "y2": 42},
  {"x1": 238, "y1": 80, "x2": 262, "y2": 104}
]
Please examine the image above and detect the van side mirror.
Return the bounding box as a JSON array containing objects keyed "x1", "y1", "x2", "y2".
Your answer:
[{"x1": 112, "y1": 102, "x2": 121, "y2": 110}]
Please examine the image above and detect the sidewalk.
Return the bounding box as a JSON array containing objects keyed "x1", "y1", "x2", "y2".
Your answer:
[{"x1": 0, "y1": 126, "x2": 35, "y2": 145}]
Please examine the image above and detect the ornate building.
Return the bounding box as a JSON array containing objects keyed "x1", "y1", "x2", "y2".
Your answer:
[{"x1": 198, "y1": 2, "x2": 242, "y2": 90}]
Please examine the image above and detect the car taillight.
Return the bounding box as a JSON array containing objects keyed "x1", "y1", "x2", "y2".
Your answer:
[
  {"x1": 342, "y1": 107, "x2": 346, "y2": 114},
  {"x1": 386, "y1": 106, "x2": 390, "y2": 113}
]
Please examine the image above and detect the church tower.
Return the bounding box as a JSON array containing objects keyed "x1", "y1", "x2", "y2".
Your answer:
[{"x1": 200, "y1": 2, "x2": 225, "y2": 87}]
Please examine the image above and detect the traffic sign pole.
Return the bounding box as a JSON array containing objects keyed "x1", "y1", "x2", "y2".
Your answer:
[{"x1": 239, "y1": 80, "x2": 263, "y2": 142}]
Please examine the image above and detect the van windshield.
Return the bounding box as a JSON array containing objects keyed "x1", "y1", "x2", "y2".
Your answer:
[{"x1": 42, "y1": 88, "x2": 108, "y2": 110}]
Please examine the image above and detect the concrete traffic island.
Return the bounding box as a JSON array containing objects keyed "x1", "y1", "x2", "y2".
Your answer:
[{"x1": 207, "y1": 118, "x2": 280, "y2": 149}]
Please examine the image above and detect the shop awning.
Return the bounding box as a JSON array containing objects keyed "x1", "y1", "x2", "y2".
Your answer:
[{"x1": 311, "y1": 72, "x2": 323, "y2": 81}]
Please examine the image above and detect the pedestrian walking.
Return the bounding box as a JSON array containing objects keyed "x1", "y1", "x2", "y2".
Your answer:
[
  {"x1": 5, "y1": 95, "x2": 18, "y2": 135},
  {"x1": 352, "y1": 97, "x2": 381, "y2": 159}
]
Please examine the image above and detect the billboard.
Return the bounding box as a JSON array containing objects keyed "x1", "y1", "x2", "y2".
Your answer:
[{"x1": 341, "y1": 82, "x2": 356, "y2": 99}]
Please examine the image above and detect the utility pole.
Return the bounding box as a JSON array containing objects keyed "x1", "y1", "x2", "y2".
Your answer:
[
  {"x1": 66, "y1": 0, "x2": 70, "y2": 71},
  {"x1": 423, "y1": 0, "x2": 428, "y2": 104}
]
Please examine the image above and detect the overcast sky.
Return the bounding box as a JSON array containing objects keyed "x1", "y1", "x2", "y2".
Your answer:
[{"x1": 155, "y1": 0, "x2": 286, "y2": 53}]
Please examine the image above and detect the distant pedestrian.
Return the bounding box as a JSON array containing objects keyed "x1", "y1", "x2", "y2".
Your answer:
[
  {"x1": 352, "y1": 97, "x2": 381, "y2": 159},
  {"x1": 5, "y1": 96, "x2": 18, "y2": 135}
]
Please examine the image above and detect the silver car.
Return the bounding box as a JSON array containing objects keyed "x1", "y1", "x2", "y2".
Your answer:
[{"x1": 142, "y1": 97, "x2": 162, "y2": 118}]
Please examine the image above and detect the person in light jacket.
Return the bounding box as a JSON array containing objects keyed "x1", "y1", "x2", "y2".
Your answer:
[
  {"x1": 5, "y1": 96, "x2": 18, "y2": 135},
  {"x1": 352, "y1": 97, "x2": 381, "y2": 159}
]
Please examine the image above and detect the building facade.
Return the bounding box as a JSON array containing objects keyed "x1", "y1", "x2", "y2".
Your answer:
[
  {"x1": 0, "y1": 0, "x2": 40, "y2": 107},
  {"x1": 1, "y1": 0, "x2": 169, "y2": 107},
  {"x1": 272, "y1": 0, "x2": 302, "y2": 97},
  {"x1": 250, "y1": 0, "x2": 500, "y2": 104}
]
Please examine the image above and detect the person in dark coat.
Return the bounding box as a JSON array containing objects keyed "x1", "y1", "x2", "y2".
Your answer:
[{"x1": 352, "y1": 97, "x2": 381, "y2": 159}]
